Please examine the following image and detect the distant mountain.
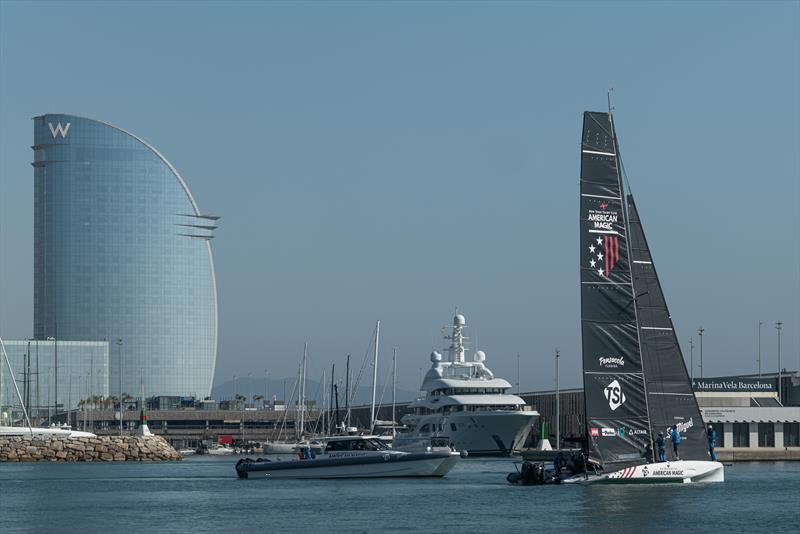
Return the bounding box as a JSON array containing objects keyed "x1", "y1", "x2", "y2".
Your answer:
[{"x1": 211, "y1": 376, "x2": 418, "y2": 406}]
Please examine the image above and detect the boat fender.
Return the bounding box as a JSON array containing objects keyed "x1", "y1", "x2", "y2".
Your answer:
[
  {"x1": 460, "y1": 451, "x2": 469, "y2": 458},
  {"x1": 507, "y1": 472, "x2": 521, "y2": 484},
  {"x1": 383, "y1": 453, "x2": 390, "y2": 461}
]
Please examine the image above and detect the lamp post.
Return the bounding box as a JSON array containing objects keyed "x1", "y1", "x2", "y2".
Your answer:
[
  {"x1": 117, "y1": 338, "x2": 123, "y2": 436},
  {"x1": 776, "y1": 321, "x2": 783, "y2": 403},
  {"x1": 758, "y1": 321, "x2": 763, "y2": 377},
  {"x1": 697, "y1": 328, "x2": 705, "y2": 379},
  {"x1": 555, "y1": 348, "x2": 560, "y2": 450},
  {"x1": 689, "y1": 337, "x2": 694, "y2": 383}
]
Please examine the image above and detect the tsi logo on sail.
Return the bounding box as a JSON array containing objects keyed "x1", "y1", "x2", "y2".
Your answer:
[{"x1": 604, "y1": 379, "x2": 626, "y2": 411}]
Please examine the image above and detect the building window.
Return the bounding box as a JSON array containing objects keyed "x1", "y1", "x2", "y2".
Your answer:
[
  {"x1": 715, "y1": 424, "x2": 724, "y2": 448},
  {"x1": 784, "y1": 423, "x2": 800, "y2": 447},
  {"x1": 733, "y1": 423, "x2": 749, "y2": 447},
  {"x1": 757, "y1": 423, "x2": 775, "y2": 447}
]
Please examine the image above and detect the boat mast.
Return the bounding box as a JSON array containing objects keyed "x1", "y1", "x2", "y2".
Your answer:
[
  {"x1": 392, "y1": 347, "x2": 397, "y2": 437},
  {"x1": 329, "y1": 363, "x2": 335, "y2": 435},
  {"x1": 345, "y1": 354, "x2": 350, "y2": 428},
  {"x1": 608, "y1": 94, "x2": 655, "y2": 461},
  {"x1": 299, "y1": 342, "x2": 307, "y2": 440},
  {"x1": 370, "y1": 320, "x2": 380, "y2": 434}
]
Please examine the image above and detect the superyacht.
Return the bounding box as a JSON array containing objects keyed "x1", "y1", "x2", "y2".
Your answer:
[{"x1": 395, "y1": 314, "x2": 538, "y2": 455}]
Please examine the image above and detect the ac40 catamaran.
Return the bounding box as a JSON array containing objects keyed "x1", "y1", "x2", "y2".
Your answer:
[{"x1": 568, "y1": 109, "x2": 723, "y2": 484}]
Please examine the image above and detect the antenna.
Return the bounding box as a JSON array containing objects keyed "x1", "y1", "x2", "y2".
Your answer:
[{"x1": 607, "y1": 86, "x2": 615, "y2": 115}]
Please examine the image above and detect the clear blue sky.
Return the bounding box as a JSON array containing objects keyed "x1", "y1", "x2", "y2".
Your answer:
[{"x1": 1, "y1": 1, "x2": 798, "y2": 393}]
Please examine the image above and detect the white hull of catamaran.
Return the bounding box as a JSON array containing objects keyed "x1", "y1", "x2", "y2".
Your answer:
[{"x1": 565, "y1": 460, "x2": 725, "y2": 484}]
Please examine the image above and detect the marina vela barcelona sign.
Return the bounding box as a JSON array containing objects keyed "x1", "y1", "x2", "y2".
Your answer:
[{"x1": 693, "y1": 377, "x2": 776, "y2": 392}]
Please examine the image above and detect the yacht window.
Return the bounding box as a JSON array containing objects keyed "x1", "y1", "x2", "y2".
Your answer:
[{"x1": 450, "y1": 423, "x2": 457, "y2": 432}]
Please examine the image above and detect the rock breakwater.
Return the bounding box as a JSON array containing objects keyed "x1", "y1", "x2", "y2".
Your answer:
[{"x1": 0, "y1": 434, "x2": 182, "y2": 462}]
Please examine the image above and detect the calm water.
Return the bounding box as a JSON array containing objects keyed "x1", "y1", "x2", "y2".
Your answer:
[{"x1": 1, "y1": 457, "x2": 798, "y2": 533}]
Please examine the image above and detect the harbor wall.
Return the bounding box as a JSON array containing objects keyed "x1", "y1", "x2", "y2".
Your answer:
[{"x1": 0, "y1": 434, "x2": 182, "y2": 462}]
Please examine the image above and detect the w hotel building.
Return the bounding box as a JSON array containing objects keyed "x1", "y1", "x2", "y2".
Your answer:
[{"x1": 32, "y1": 114, "x2": 218, "y2": 401}]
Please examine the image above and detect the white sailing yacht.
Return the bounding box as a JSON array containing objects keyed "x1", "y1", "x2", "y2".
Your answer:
[
  {"x1": 0, "y1": 337, "x2": 96, "y2": 438},
  {"x1": 568, "y1": 109, "x2": 723, "y2": 484}
]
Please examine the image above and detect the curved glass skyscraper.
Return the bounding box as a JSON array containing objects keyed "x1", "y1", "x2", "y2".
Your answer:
[{"x1": 33, "y1": 114, "x2": 218, "y2": 399}]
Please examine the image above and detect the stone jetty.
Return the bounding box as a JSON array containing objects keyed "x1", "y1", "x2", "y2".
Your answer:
[{"x1": 0, "y1": 434, "x2": 183, "y2": 462}]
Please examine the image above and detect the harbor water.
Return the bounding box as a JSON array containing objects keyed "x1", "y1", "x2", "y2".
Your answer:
[{"x1": 1, "y1": 457, "x2": 798, "y2": 533}]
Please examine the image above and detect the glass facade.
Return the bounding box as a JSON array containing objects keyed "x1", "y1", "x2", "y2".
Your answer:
[
  {"x1": 32, "y1": 115, "x2": 218, "y2": 399},
  {"x1": 784, "y1": 423, "x2": 800, "y2": 447},
  {"x1": 0, "y1": 340, "x2": 108, "y2": 414},
  {"x1": 757, "y1": 423, "x2": 775, "y2": 447},
  {"x1": 733, "y1": 422, "x2": 750, "y2": 448}
]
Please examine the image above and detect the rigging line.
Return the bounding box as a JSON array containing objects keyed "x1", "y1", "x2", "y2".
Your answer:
[
  {"x1": 375, "y1": 362, "x2": 395, "y2": 416},
  {"x1": 347, "y1": 326, "x2": 378, "y2": 411}
]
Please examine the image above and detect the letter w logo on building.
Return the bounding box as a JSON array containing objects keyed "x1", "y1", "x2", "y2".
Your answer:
[{"x1": 48, "y1": 122, "x2": 71, "y2": 139}]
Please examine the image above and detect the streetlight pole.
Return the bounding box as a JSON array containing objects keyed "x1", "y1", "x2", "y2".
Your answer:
[
  {"x1": 758, "y1": 321, "x2": 763, "y2": 377},
  {"x1": 776, "y1": 321, "x2": 783, "y2": 403},
  {"x1": 697, "y1": 328, "x2": 705, "y2": 379},
  {"x1": 689, "y1": 338, "x2": 694, "y2": 383},
  {"x1": 117, "y1": 338, "x2": 123, "y2": 436},
  {"x1": 555, "y1": 348, "x2": 560, "y2": 450}
]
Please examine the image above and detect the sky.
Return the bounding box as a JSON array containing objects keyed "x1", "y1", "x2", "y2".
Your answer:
[{"x1": 1, "y1": 1, "x2": 798, "y2": 395}]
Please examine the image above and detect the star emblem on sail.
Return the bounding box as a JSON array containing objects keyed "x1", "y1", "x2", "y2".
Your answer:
[
  {"x1": 604, "y1": 379, "x2": 626, "y2": 411},
  {"x1": 589, "y1": 235, "x2": 619, "y2": 277}
]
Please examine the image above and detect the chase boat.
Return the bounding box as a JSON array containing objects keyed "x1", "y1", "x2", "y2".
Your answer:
[{"x1": 235, "y1": 435, "x2": 464, "y2": 479}]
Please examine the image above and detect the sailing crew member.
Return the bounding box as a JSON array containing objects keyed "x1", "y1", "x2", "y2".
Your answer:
[
  {"x1": 553, "y1": 452, "x2": 565, "y2": 477},
  {"x1": 708, "y1": 424, "x2": 717, "y2": 461},
  {"x1": 669, "y1": 425, "x2": 681, "y2": 460},
  {"x1": 656, "y1": 432, "x2": 666, "y2": 462}
]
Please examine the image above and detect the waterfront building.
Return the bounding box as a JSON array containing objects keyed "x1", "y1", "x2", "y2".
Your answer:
[
  {"x1": 32, "y1": 114, "x2": 218, "y2": 400},
  {"x1": 519, "y1": 371, "x2": 800, "y2": 460},
  {"x1": 695, "y1": 372, "x2": 800, "y2": 460},
  {"x1": 0, "y1": 339, "x2": 109, "y2": 416}
]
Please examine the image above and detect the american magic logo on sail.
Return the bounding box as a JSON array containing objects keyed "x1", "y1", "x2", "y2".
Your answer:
[{"x1": 584, "y1": 198, "x2": 623, "y2": 277}]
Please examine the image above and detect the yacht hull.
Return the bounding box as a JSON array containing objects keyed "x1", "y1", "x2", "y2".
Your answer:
[
  {"x1": 399, "y1": 411, "x2": 536, "y2": 456},
  {"x1": 565, "y1": 460, "x2": 725, "y2": 484},
  {"x1": 236, "y1": 451, "x2": 459, "y2": 479}
]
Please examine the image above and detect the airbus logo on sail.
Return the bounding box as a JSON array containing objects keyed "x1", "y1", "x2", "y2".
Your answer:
[
  {"x1": 604, "y1": 379, "x2": 626, "y2": 411},
  {"x1": 48, "y1": 122, "x2": 71, "y2": 139}
]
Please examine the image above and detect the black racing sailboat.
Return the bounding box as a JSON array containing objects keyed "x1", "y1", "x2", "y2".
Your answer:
[{"x1": 576, "y1": 110, "x2": 723, "y2": 483}]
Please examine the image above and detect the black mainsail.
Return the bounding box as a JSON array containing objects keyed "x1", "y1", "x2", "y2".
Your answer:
[
  {"x1": 579, "y1": 112, "x2": 652, "y2": 470},
  {"x1": 628, "y1": 196, "x2": 709, "y2": 460}
]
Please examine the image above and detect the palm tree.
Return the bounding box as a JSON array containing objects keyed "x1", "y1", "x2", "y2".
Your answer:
[{"x1": 253, "y1": 394, "x2": 264, "y2": 409}]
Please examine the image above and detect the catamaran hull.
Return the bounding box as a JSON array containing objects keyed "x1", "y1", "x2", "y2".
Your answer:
[
  {"x1": 236, "y1": 452, "x2": 459, "y2": 479},
  {"x1": 566, "y1": 460, "x2": 725, "y2": 484}
]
